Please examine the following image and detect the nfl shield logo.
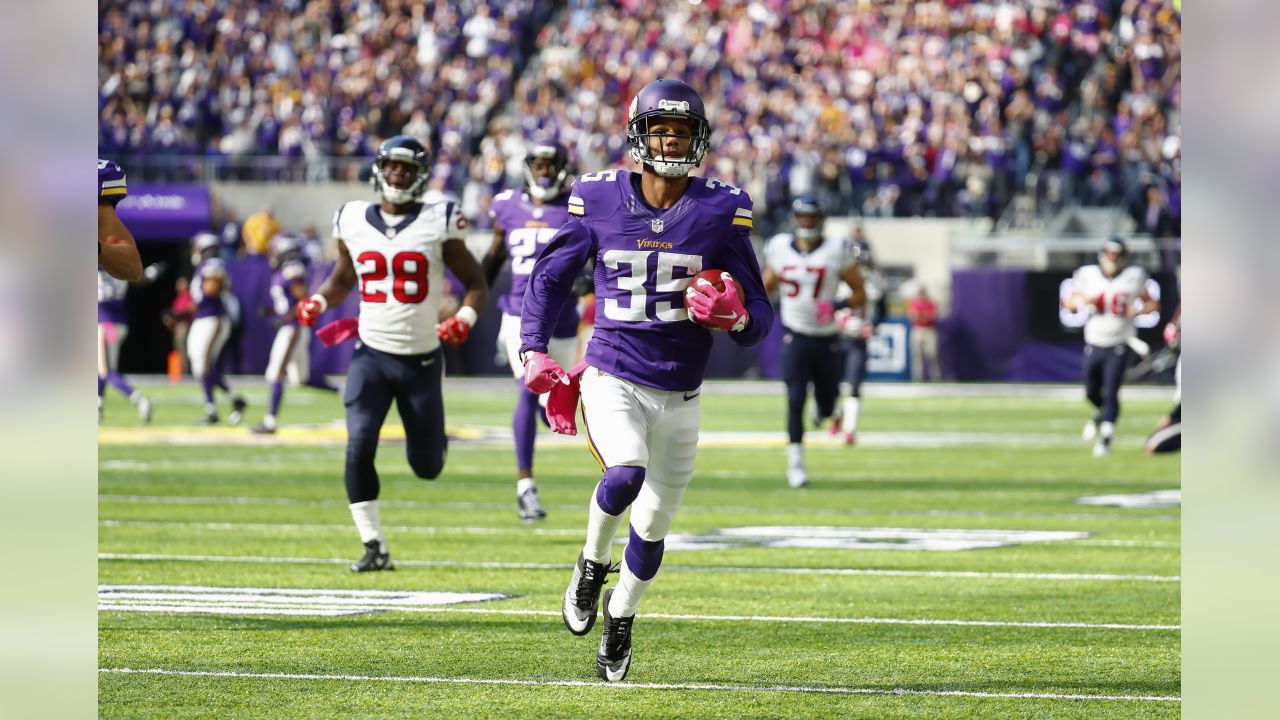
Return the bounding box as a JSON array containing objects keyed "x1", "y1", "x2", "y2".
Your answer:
[{"x1": 651, "y1": 218, "x2": 664, "y2": 233}]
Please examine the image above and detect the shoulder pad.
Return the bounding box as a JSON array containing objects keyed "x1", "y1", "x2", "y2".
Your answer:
[
  {"x1": 566, "y1": 168, "x2": 625, "y2": 218},
  {"x1": 98, "y1": 159, "x2": 127, "y2": 205}
]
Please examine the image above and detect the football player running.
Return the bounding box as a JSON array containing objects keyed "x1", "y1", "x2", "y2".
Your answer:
[
  {"x1": 1062, "y1": 236, "x2": 1159, "y2": 456},
  {"x1": 762, "y1": 196, "x2": 866, "y2": 488},
  {"x1": 98, "y1": 262, "x2": 164, "y2": 424},
  {"x1": 188, "y1": 233, "x2": 248, "y2": 425},
  {"x1": 831, "y1": 236, "x2": 884, "y2": 447},
  {"x1": 250, "y1": 237, "x2": 312, "y2": 434},
  {"x1": 519, "y1": 79, "x2": 774, "y2": 682},
  {"x1": 97, "y1": 159, "x2": 143, "y2": 281},
  {"x1": 482, "y1": 141, "x2": 578, "y2": 521},
  {"x1": 296, "y1": 136, "x2": 487, "y2": 572}
]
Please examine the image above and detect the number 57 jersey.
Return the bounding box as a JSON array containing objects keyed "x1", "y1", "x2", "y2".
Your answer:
[
  {"x1": 333, "y1": 199, "x2": 468, "y2": 355},
  {"x1": 520, "y1": 169, "x2": 774, "y2": 392}
]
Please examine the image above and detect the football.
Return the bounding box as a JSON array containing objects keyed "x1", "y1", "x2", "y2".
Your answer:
[{"x1": 686, "y1": 268, "x2": 745, "y2": 328}]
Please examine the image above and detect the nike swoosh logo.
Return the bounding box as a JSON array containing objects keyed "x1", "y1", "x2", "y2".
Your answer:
[
  {"x1": 421, "y1": 358, "x2": 436, "y2": 367},
  {"x1": 712, "y1": 312, "x2": 739, "y2": 320},
  {"x1": 683, "y1": 391, "x2": 700, "y2": 401}
]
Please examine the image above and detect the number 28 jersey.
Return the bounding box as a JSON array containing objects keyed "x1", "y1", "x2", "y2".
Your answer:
[
  {"x1": 333, "y1": 200, "x2": 467, "y2": 355},
  {"x1": 1072, "y1": 264, "x2": 1149, "y2": 348}
]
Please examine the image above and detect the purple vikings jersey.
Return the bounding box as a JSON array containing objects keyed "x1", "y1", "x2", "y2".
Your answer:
[
  {"x1": 520, "y1": 169, "x2": 774, "y2": 391},
  {"x1": 98, "y1": 159, "x2": 127, "y2": 207},
  {"x1": 491, "y1": 189, "x2": 579, "y2": 338},
  {"x1": 97, "y1": 269, "x2": 129, "y2": 324},
  {"x1": 268, "y1": 262, "x2": 306, "y2": 327},
  {"x1": 191, "y1": 260, "x2": 228, "y2": 319}
]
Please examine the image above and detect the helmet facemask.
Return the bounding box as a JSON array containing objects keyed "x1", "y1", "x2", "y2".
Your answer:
[
  {"x1": 373, "y1": 159, "x2": 428, "y2": 205},
  {"x1": 627, "y1": 107, "x2": 710, "y2": 178},
  {"x1": 1098, "y1": 237, "x2": 1128, "y2": 276},
  {"x1": 523, "y1": 145, "x2": 572, "y2": 201}
]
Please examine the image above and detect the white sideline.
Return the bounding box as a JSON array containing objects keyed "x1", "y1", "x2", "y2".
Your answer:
[
  {"x1": 97, "y1": 553, "x2": 1180, "y2": 582},
  {"x1": 98, "y1": 667, "x2": 1180, "y2": 703}
]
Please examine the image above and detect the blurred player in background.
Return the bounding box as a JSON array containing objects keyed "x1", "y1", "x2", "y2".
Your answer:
[
  {"x1": 296, "y1": 135, "x2": 487, "y2": 572},
  {"x1": 482, "y1": 140, "x2": 577, "y2": 521},
  {"x1": 97, "y1": 262, "x2": 165, "y2": 424},
  {"x1": 762, "y1": 195, "x2": 866, "y2": 488},
  {"x1": 188, "y1": 232, "x2": 248, "y2": 424},
  {"x1": 1062, "y1": 236, "x2": 1159, "y2": 456},
  {"x1": 251, "y1": 243, "x2": 312, "y2": 434},
  {"x1": 1146, "y1": 303, "x2": 1181, "y2": 454},
  {"x1": 97, "y1": 159, "x2": 142, "y2": 281},
  {"x1": 832, "y1": 235, "x2": 885, "y2": 446},
  {"x1": 519, "y1": 79, "x2": 774, "y2": 681}
]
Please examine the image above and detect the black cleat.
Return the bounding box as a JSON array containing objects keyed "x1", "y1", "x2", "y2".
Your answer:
[
  {"x1": 198, "y1": 412, "x2": 219, "y2": 425},
  {"x1": 517, "y1": 487, "x2": 547, "y2": 521},
  {"x1": 350, "y1": 540, "x2": 394, "y2": 572},
  {"x1": 562, "y1": 552, "x2": 613, "y2": 636},
  {"x1": 228, "y1": 396, "x2": 248, "y2": 426},
  {"x1": 596, "y1": 589, "x2": 634, "y2": 682}
]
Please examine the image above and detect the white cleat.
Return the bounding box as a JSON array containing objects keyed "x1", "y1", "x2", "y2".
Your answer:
[
  {"x1": 1092, "y1": 441, "x2": 1110, "y2": 458},
  {"x1": 787, "y1": 467, "x2": 809, "y2": 488},
  {"x1": 1082, "y1": 420, "x2": 1098, "y2": 442},
  {"x1": 137, "y1": 396, "x2": 153, "y2": 424}
]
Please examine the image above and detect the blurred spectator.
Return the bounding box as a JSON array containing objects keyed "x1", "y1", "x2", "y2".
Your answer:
[
  {"x1": 1131, "y1": 183, "x2": 1179, "y2": 238},
  {"x1": 241, "y1": 205, "x2": 281, "y2": 256},
  {"x1": 907, "y1": 284, "x2": 942, "y2": 382}
]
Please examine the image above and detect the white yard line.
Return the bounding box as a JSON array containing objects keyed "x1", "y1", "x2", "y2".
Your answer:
[
  {"x1": 97, "y1": 553, "x2": 1179, "y2": 582},
  {"x1": 97, "y1": 667, "x2": 1180, "y2": 702}
]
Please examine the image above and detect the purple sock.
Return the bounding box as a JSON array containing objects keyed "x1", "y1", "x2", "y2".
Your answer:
[
  {"x1": 98, "y1": 377, "x2": 106, "y2": 399},
  {"x1": 108, "y1": 372, "x2": 135, "y2": 398},
  {"x1": 210, "y1": 368, "x2": 230, "y2": 394},
  {"x1": 201, "y1": 375, "x2": 216, "y2": 405},
  {"x1": 513, "y1": 384, "x2": 539, "y2": 473},
  {"x1": 269, "y1": 381, "x2": 284, "y2": 417}
]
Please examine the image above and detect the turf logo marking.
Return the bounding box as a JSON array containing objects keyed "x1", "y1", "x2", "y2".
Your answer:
[
  {"x1": 659, "y1": 526, "x2": 1089, "y2": 552},
  {"x1": 98, "y1": 585, "x2": 515, "y2": 617},
  {"x1": 1076, "y1": 490, "x2": 1180, "y2": 509}
]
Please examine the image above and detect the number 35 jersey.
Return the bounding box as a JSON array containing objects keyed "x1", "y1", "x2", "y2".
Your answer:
[
  {"x1": 519, "y1": 169, "x2": 774, "y2": 392},
  {"x1": 333, "y1": 200, "x2": 467, "y2": 355},
  {"x1": 1072, "y1": 264, "x2": 1149, "y2": 348},
  {"x1": 489, "y1": 190, "x2": 578, "y2": 336}
]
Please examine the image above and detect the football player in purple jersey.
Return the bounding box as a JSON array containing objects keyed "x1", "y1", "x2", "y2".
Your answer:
[
  {"x1": 250, "y1": 249, "x2": 311, "y2": 435},
  {"x1": 482, "y1": 141, "x2": 577, "y2": 521},
  {"x1": 97, "y1": 159, "x2": 143, "y2": 281},
  {"x1": 98, "y1": 263, "x2": 165, "y2": 425},
  {"x1": 519, "y1": 79, "x2": 774, "y2": 682},
  {"x1": 188, "y1": 233, "x2": 248, "y2": 425}
]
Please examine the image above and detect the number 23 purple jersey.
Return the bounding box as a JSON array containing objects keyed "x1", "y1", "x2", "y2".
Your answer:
[
  {"x1": 519, "y1": 169, "x2": 774, "y2": 392},
  {"x1": 490, "y1": 190, "x2": 579, "y2": 337}
]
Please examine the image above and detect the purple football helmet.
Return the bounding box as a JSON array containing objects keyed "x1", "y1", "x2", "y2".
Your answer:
[
  {"x1": 523, "y1": 140, "x2": 573, "y2": 201},
  {"x1": 626, "y1": 79, "x2": 711, "y2": 178}
]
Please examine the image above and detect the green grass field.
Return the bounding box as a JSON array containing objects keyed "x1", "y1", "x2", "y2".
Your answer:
[{"x1": 99, "y1": 379, "x2": 1180, "y2": 718}]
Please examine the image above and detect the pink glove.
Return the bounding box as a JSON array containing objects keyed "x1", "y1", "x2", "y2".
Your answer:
[
  {"x1": 546, "y1": 360, "x2": 590, "y2": 435},
  {"x1": 1163, "y1": 322, "x2": 1179, "y2": 346},
  {"x1": 436, "y1": 316, "x2": 472, "y2": 345},
  {"x1": 861, "y1": 323, "x2": 874, "y2": 340},
  {"x1": 296, "y1": 296, "x2": 325, "y2": 327},
  {"x1": 316, "y1": 317, "x2": 359, "y2": 347},
  {"x1": 685, "y1": 273, "x2": 749, "y2": 332},
  {"x1": 816, "y1": 300, "x2": 835, "y2": 325},
  {"x1": 523, "y1": 351, "x2": 566, "y2": 394}
]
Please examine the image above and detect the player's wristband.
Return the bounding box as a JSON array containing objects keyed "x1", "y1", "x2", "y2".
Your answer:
[
  {"x1": 454, "y1": 305, "x2": 478, "y2": 327},
  {"x1": 308, "y1": 294, "x2": 328, "y2": 313}
]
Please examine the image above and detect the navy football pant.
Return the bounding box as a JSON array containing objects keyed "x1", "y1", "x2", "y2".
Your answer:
[
  {"x1": 343, "y1": 343, "x2": 447, "y2": 504},
  {"x1": 840, "y1": 337, "x2": 868, "y2": 396},
  {"x1": 781, "y1": 329, "x2": 842, "y2": 444},
  {"x1": 1083, "y1": 343, "x2": 1129, "y2": 424}
]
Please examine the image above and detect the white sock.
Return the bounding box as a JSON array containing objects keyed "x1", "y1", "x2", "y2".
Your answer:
[
  {"x1": 262, "y1": 415, "x2": 277, "y2": 430},
  {"x1": 786, "y1": 443, "x2": 804, "y2": 468},
  {"x1": 349, "y1": 500, "x2": 386, "y2": 553},
  {"x1": 608, "y1": 557, "x2": 652, "y2": 618},
  {"x1": 841, "y1": 396, "x2": 861, "y2": 433},
  {"x1": 128, "y1": 390, "x2": 141, "y2": 405},
  {"x1": 583, "y1": 487, "x2": 623, "y2": 565},
  {"x1": 1099, "y1": 421, "x2": 1115, "y2": 440},
  {"x1": 516, "y1": 477, "x2": 536, "y2": 495}
]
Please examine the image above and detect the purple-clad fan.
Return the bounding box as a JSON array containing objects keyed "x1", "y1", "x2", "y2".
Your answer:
[
  {"x1": 188, "y1": 233, "x2": 247, "y2": 425},
  {"x1": 481, "y1": 140, "x2": 578, "y2": 521},
  {"x1": 250, "y1": 237, "x2": 312, "y2": 434},
  {"x1": 518, "y1": 79, "x2": 774, "y2": 682}
]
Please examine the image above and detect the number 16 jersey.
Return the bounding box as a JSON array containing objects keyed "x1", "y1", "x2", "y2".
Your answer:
[{"x1": 333, "y1": 199, "x2": 468, "y2": 355}]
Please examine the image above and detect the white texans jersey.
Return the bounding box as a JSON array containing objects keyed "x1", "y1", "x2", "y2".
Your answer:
[
  {"x1": 765, "y1": 233, "x2": 857, "y2": 336},
  {"x1": 333, "y1": 199, "x2": 468, "y2": 355},
  {"x1": 1072, "y1": 264, "x2": 1149, "y2": 347}
]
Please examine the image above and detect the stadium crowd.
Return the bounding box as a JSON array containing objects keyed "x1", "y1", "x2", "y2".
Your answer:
[{"x1": 99, "y1": 0, "x2": 1180, "y2": 233}]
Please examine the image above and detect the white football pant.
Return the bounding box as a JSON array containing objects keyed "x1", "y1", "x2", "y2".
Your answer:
[
  {"x1": 265, "y1": 325, "x2": 311, "y2": 386},
  {"x1": 187, "y1": 315, "x2": 231, "y2": 378},
  {"x1": 579, "y1": 366, "x2": 701, "y2": 542}
]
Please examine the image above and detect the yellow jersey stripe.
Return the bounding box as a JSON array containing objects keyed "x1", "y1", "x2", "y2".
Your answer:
[
  {"x1": 100, "y1": 187, "x2": 128, "y2": 196},
  {"x1": 731, "y1": 217, "x2": 753, "y2": 227},
  {"x1": 568, "y1": 206, "x2": 585, "y2": 216}
]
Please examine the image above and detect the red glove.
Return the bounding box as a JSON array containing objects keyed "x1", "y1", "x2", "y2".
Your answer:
[
  {"x1": 1091, "y1": 294, "x2": 1106, "y2": 313},
  {"x1": 685, "y1": 273, "x2": 749, "y2": 332},
  {"x1": 296, "y1": 295, "x2": 326, "y2": 327},
  {"x1": 436, "y1": 316, "x2": 472, "y2": 345},
  {"x1": 816, "y1": 300, "x2": 835, "y2": 325},
  {"x1": 523, "y1": 351, "x2": 566, "y2": 394},
  {"x1": 546, "y1": 360, "x2": 590, "y2": 435},
  {"x1": 1163, "y1": 322, "x2": 1180, "y2": 346}
]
